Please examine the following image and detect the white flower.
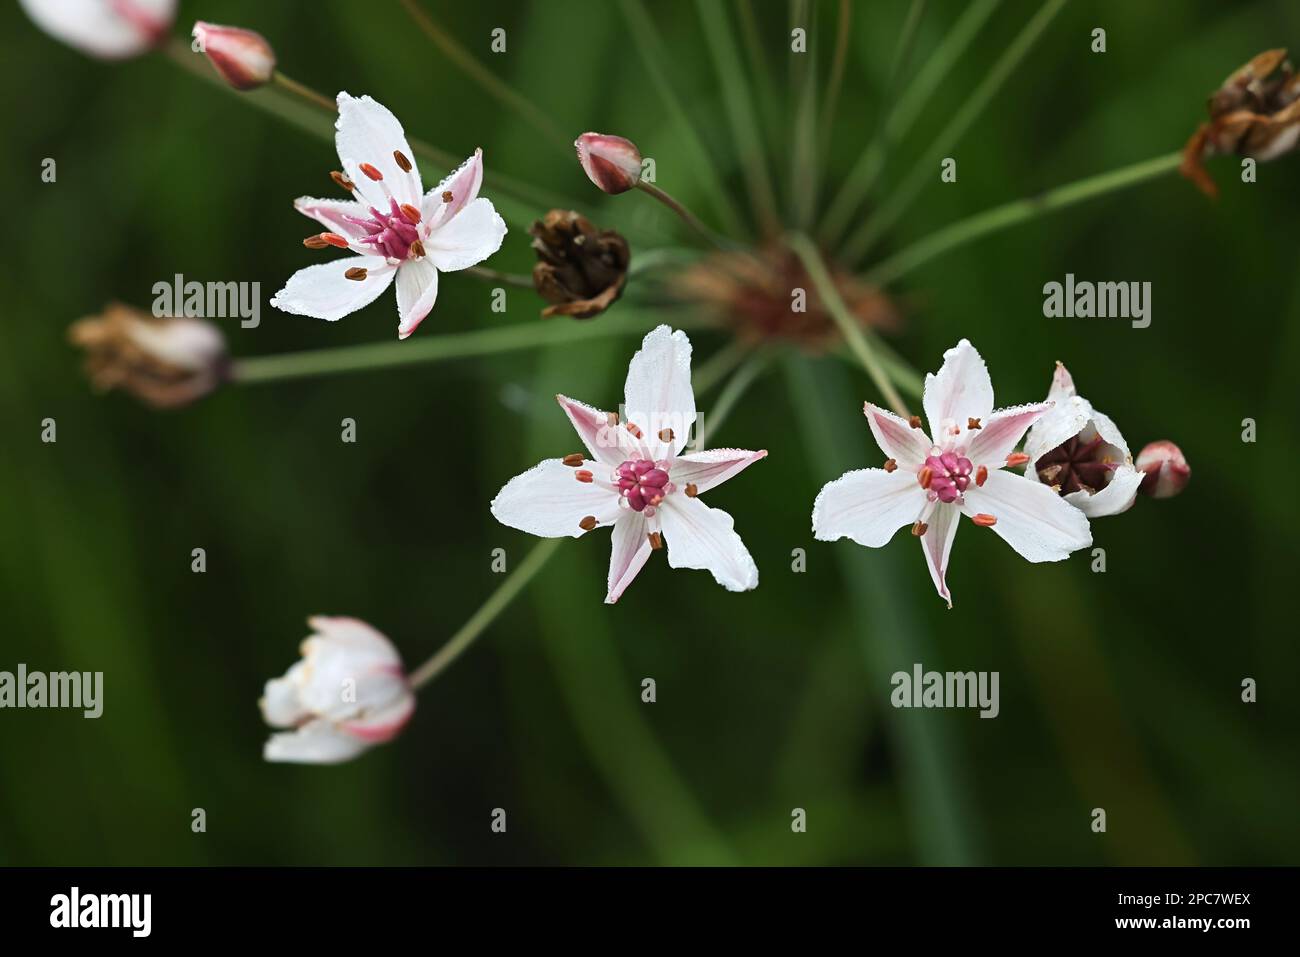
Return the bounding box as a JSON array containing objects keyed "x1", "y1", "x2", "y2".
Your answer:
[
  {"x1": 812, "y1": 339, "x2": 1092, "y2": 607},
  {"x1": 271, "y1": 92, "x2": 507, "y2": 339},
  {"x1": 1022, "y1": 362, "x2": 1145, "y2": 517},
  {"x1": 19, "y1": 0, "x2": 175, "y2": 60},
  {"x1": 260, "y1": 616, "x2": 415, "y2": 765},
  {"x1": 491, "y1": 325, "x2": 765, "y2": 603}
]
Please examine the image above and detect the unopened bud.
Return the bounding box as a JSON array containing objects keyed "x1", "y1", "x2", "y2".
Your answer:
[
  {"x1": 192, "y1": 21, "x2": 276, "y2": 91},
  {"x1": 1136, "y1": 440, "x2": 1191, "y2": 499},
  {"x1": 574, "y1": 132, "x2": 642, "y2": 194}
]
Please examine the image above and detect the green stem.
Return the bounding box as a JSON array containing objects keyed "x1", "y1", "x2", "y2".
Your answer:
[
  {"x1": 816, "y1": 0, "x2": 852, "y2": 156},
  {"x1": 842, "y1": 0, "x2": 1066, "y2": 263},
  {"x1": 232, "y1": 314, "x2": 690, "y2": 385},
  {"x1": 397, "y1": 0, "x2": 570, "y2": 153},
  {"x1": 786, "y1": 233, "x2": 912, "y2": 417},
  {"x1": 409, "y1": 539, "x2": 561, "y2": 689},
  {"x1": 271, "y1": 71, "x2": 335, "y2": 112},
  {"x1": 693, "y1": 351, "x2": 772, "y2": 449},
  {"x1": 617, "y1": 0, "x2": 747, "y2": 237},
  {"x1": 789, "y1": 0, "x2": 819, "y2": 228},
  {"x1": 635, "y1": 181, "x2": 736, "y2": 251},
  {"x1": 820, "y1": 0, "x2": 998, "y2": 247},
  {"x1": 861, "y1": 151, "x2": 1183, "y2": 287},
  {"x1": 696, "y1": 0, "x2": 782, "y2": 237},
  {"x1": 466, "y1": 265, "x2": 536, "y2": 289}
]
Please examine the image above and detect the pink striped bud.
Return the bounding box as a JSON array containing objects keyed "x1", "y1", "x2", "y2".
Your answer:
[
  {"x1": 575, "y1": 132, "x2": 643, "y2": 194},
  {"x1": 1136, "y1": 440, "x2": 1191, "y2": 499},
  {"x1": 192, "y1": 21, "x2": 276, "y2": 91}
]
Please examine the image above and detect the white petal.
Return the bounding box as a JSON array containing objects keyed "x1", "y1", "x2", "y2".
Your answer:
[
  {"x1": 270, "y1": 256, "x2": 396, "y2": 322},
  {"x1": 812, "y1": 468, "x2": 924, "y2": 547},
  {"x1": 670, "y1": 448, "x2": 767, "y2": 494},
  {"x1": 335, "y1": 92, "x2": 422, "y2": 207},
  {"x1": 340, "y1": 693, "x2": 416, "y2": 743},
  {"x1": 1047, "y1": 361, "x2": 1076, "y2": 403},
  {"x1": 259, "y1": 664, "x2": 308, "y2": 728},
  {"x1": 968, "y1": 402, "x2": 1049, "y2": 466},
  {"x1": 1064, "y1": 464, "x2": 1144, "y2": 517},
  {"x1": 623, "y1": 325, "x2": 696, "y2": 459},
  {"x1": 20, "y1": 0, "x2": 174, "y2": 59},
  {"x1": 264, "y1": 719, "x2": 370, "y2": 765},
  {"x1": 923, "y1": 339, "x2": 995, "y2": 438},
  {"x1": 490, "y1": 459, "x2": 622, "y2": 538},
  {"x1": 1088, "y1": 408, "x2": 1133, "y2": 461},
  {"x1": 307, "y1": 616, "x2": 402, "y2": 663},
  {"x1": 960, "y1": 469, "x2": 1091, "y2": 563},
  {"x1": 395, "y1": 258, "x2": 439, "y2": 339},
  {"x1": 607, "y1": 513, "x2": 653, "y2": 603},
  {"x1": 425, "y1": 197, "x2": 508, "y2": 272},
  {"x1": 556, "y1": 395, "x2": 627, "y2": 466},
  {"x1": 659, "y1": 495, "x2": 758, "y2": 592},
  {"x1": 293, "y1": 197, "x2": 372, "y2": 244},
  {"x1": 421, "y1": 149, "x2": 484, "y2": 228},
  {"x1": 864, "y1": 402, "x2": 933, "y2": 467},
  {"x1": 1023, "y1": 395, "x2": 1093, "y2": 464},
  {"x1": 919, "y1": 503, "x2": 961, "y2": 608}
]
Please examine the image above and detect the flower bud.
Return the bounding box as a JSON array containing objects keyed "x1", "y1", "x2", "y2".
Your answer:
[
  {"x1": 530, "y1": 210, "x2": 631, "y2": 318},
  {"x1": 68, "y1": 304, "x2": 229, "y2": 409},
  {"x1": 19, "y1": 0, "x2": 176, "y2": 60},
  {"x1": 261, "y1": 617, "x2": 415, "y2": 765},
  {"x1": 575, "y1": 132, "x2": 643, "y2": 194},
  {"x1": 192, "y1": 21, "x2": 276, "y2": 91},
  {"x1": 1136, "y1": 440, "x2": 1191, "y2": 499}
]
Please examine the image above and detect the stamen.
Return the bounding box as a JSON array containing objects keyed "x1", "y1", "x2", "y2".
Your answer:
[
  {"x1": 908, "y1": 415, "x2": 923, "y2": 430},
  {"x1": 975, "y1": 465, "x2": 988, "y2": 487},
  {"x1": 883, "y1": 458, "x2": 897, "y2": 472},
  {"x1": 1006, "y1": 453, "x2": 1030, "y2": 467},
  {"x1": 971, "y1": 513, "x2": 997, "y2": 527},
  {"x1": 330, "y1": 170, "x2": 356, "y2": 192},
  {"x1": 626, "y1": 422, "x2": 643, "y2": 439},
  {"x1": 918, "y1": 466, "x2": 933, "y2": 489},
  {"x1": 562, "y1": 453, "x2": 585, "y2": 467},
  {"x1": 399, "y1": 203, "x2": 422, "y2": 225},
  {"x1": 578, "y1": 515, "x2": 598, "y2": 531},
  {"x1": 409, "y1": 240, "x2": 427, "y2": 258},
  {"x1": 359, "y1": 163, "x2": 384, "y2": 182},
  {"x1": 658, "y1": 428, "x2": 674, "y2": 443},
  {"x1": 303, "y1": 235, "x2": 329, "y2": 249},
  {"x1": 911, "y1": 521, "x2": 928, "y2": 537},
  {"x1": 967, "y1": 417, "x2": 982, "y2": 430},
  {"x1": 393, "y1": 150, "x2": 413, "y2": 173},
  {"x1": 442, "y1": 190, "x2": 454, "y2": 203},
  {"x1": 648, "y1": 531, "x2": 663, "y2": 550},
  {"x1": 685, "y1": 483, "x2": 699, "y2": 497},
  {"x1": 606, "y1": 412, "x2": 619, "y2": 427},
  {"x1": 344, "y1": 267, "x2": 368, "y2": 281},
  {"x1": 575, "y1": 470, "x2": 594, "y2": 483},
  {"x1": 320, "y1": 232, "x2": 350, "y2": 249}
]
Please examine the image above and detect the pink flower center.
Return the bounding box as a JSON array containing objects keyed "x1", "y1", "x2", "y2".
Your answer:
[
  {"x1": 347, "y1": 199, "x2": 422, "y2": 261},
  {"x1": 616, "y1": 458, "x2": 672, "y2": 512},
  {"x1": 922, "y1": 451, "x2": 973, "y2": 504}
]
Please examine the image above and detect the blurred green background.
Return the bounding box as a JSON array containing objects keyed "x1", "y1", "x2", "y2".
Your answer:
[{"x1": 1, "y1": 0, "x2": 1296, "y2": 866}]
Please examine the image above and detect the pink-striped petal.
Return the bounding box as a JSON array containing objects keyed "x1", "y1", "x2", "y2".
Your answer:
[{"x1": 670, "y1": 448, "x2": 767, "y2": 494}]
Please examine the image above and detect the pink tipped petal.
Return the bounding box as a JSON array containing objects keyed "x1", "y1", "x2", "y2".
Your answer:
[
  {"x1": 335, "y1": 92, "x2": 421, "y2": 207},
  {"x1": 659, "y1": 496, "x2": 758, "y2": 593},
  {"x1": 20, "y1": 0, "x2": 174, "y2": 59},
  {"x1": 424, "y1": 197, "x2": 508, "y2": 272},
  {"x1": 670, "y1": 448, "x2": 767, "y2": 495},
  {"x1": 1064, "y1": 464, "x2": 1144, "y2": 517},
  {"x1": 395, "y1": 258, "x2": 439, "y2": 339},
  {"x1": 967, "y1": 402, "x2": 1050, "y2": 466},
  {"x1": 864, "y1": 402, "x2": 933, "y2": 466},
  {"x1": 920, "y1": 503, "x2": 961, "y2": 609},
  {"x1": 812, "y1": 468, "x2": 924, "y2": 547},
  {"x1": 623, "y1": 325, "x2": 696, "y2": 459},
  {"x1": 293, "y1": 197, "x2": 372, "y2": 243},
  {"x1": 270, "y1": 256, "x2": 396, "y2": 322},
  {"x1": 264, "y1": 719, "x2": 371, "y2": 765},
  {"x1": 490, "y1": 459, "x2": 622, "y2": 539},
  {"x1": 340, "y1": 694, "x2": 416, "y2": 743},
  {"x1": 1047, "y1": 361, "x2": 1077, "y2": 403},
  {"x1": 306, "y1": 615, "x2": 401, "y2": 662},
  {"x1": 960, "y1": 470, "x2": 1092, "y2": 563},
  {"x1": 422, "y1": 149, "x2": 484, "y2": 226},
  {"x1": 557, "y1": 394, "x2": 627, "y2": 466},
  {"x1": 923, "y1": 339, "x2": 995, "y2": 438},
  {"x1": 606, "y1": 514, "x2": 653, "y2": 603}
]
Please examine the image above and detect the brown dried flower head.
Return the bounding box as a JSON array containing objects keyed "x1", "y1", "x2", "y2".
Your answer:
[
  {"x1": 529, "y1": 209, "x2": 631, "y2": 319},
  {"x1": 1181, "y1": 48, "x2": 1300, "y2": 197},
  {"x1": 68, "y1": 303, "x2": 230, "y2": 409}
]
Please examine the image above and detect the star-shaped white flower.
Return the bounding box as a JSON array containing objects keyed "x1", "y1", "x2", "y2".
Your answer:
[
  {"x1": 1022, "y1": 362, "x2": 1145, "y2": 517},
  {"x1": 271, "y1": 92, "x2": 507, "y2": 339},
  {"x1": 812, "y1": 339, "x2": 1092, "y2": 607},
  {"x1": 491, "y1": 325, "x2": 765, "y2": 603}
]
